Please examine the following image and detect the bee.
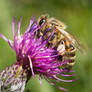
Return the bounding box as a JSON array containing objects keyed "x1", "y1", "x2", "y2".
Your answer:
[{"x1": 37, "y1": 15, "x2": 84, "y2": 70}]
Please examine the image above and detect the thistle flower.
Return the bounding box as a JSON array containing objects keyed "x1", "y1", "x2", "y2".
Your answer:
[{"x1": 0, "y1": 16, "x2": 76, "y2": 92}]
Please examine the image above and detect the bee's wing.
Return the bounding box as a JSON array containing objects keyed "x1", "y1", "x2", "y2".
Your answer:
[
  {"x1": 48, "y1": 18, "x2": 67, "y2": 29},
  {"x1": 57, "y1": 27, "x2": 86, "y2": 54}
]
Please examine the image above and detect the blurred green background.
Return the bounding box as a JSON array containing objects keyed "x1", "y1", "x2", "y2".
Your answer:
[{"x1": 0, "y1": 0, "x2": 92, "y2": 92}]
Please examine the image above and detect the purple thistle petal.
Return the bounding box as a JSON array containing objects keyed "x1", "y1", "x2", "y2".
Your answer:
[
  {"x1": 42, "y1": 28, "x2": 51, "y2": 38},
  {"x1": 17, "y1": 18, "x2": 22, "y2": 36},
  {"x1": 26, "y1": 16, "x2": 36, "y2": 33},
  {"x1": 60, "y1": 73, "x2": 75, "y2": 77},
  {"x1": 52, "y1": 75, "x2": 77, "y2": 82},
  {"x1": 45, "y1": 27, "x2": 56, "y2": 43},
  {"x1": 12, "y1": 17, "x2": 15, "y2": 35},
  {"x1": 58, "y1": 86, "x2": 68, "y2": 92},
  {"x1": 28, "y1": 56, "x2": 35, "y2": 78},
  {"x1": 0, "y1": 33, "x2": 8, "y2": 42},
  {"x1": 39, "y1": 75, "x2": 42, "y2": 85},
  {"x1": 0, "y1": 34, "x2": 14, "y2": 50}
]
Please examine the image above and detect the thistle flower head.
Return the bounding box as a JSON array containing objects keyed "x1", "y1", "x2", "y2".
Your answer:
[{"x1": 0, "y1": 16, "x2": 76, "y2": 92}]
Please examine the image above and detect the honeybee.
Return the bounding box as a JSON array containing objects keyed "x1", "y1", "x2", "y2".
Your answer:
[{"x1": 37, "y1": 15, "x2": 84, "y2": 70}]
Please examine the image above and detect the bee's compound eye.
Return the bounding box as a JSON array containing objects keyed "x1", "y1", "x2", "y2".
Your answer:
[
  {"x1": 61, "y1": 40, "x2": 64, "y2": 44},
  {"x1": 39, "y1": 18, "x2": 46, "y2": 26}
]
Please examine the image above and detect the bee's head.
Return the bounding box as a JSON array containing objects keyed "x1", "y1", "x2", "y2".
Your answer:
[{"x1": 37, "y1": 15, "x2": 48, "y2": 26}]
